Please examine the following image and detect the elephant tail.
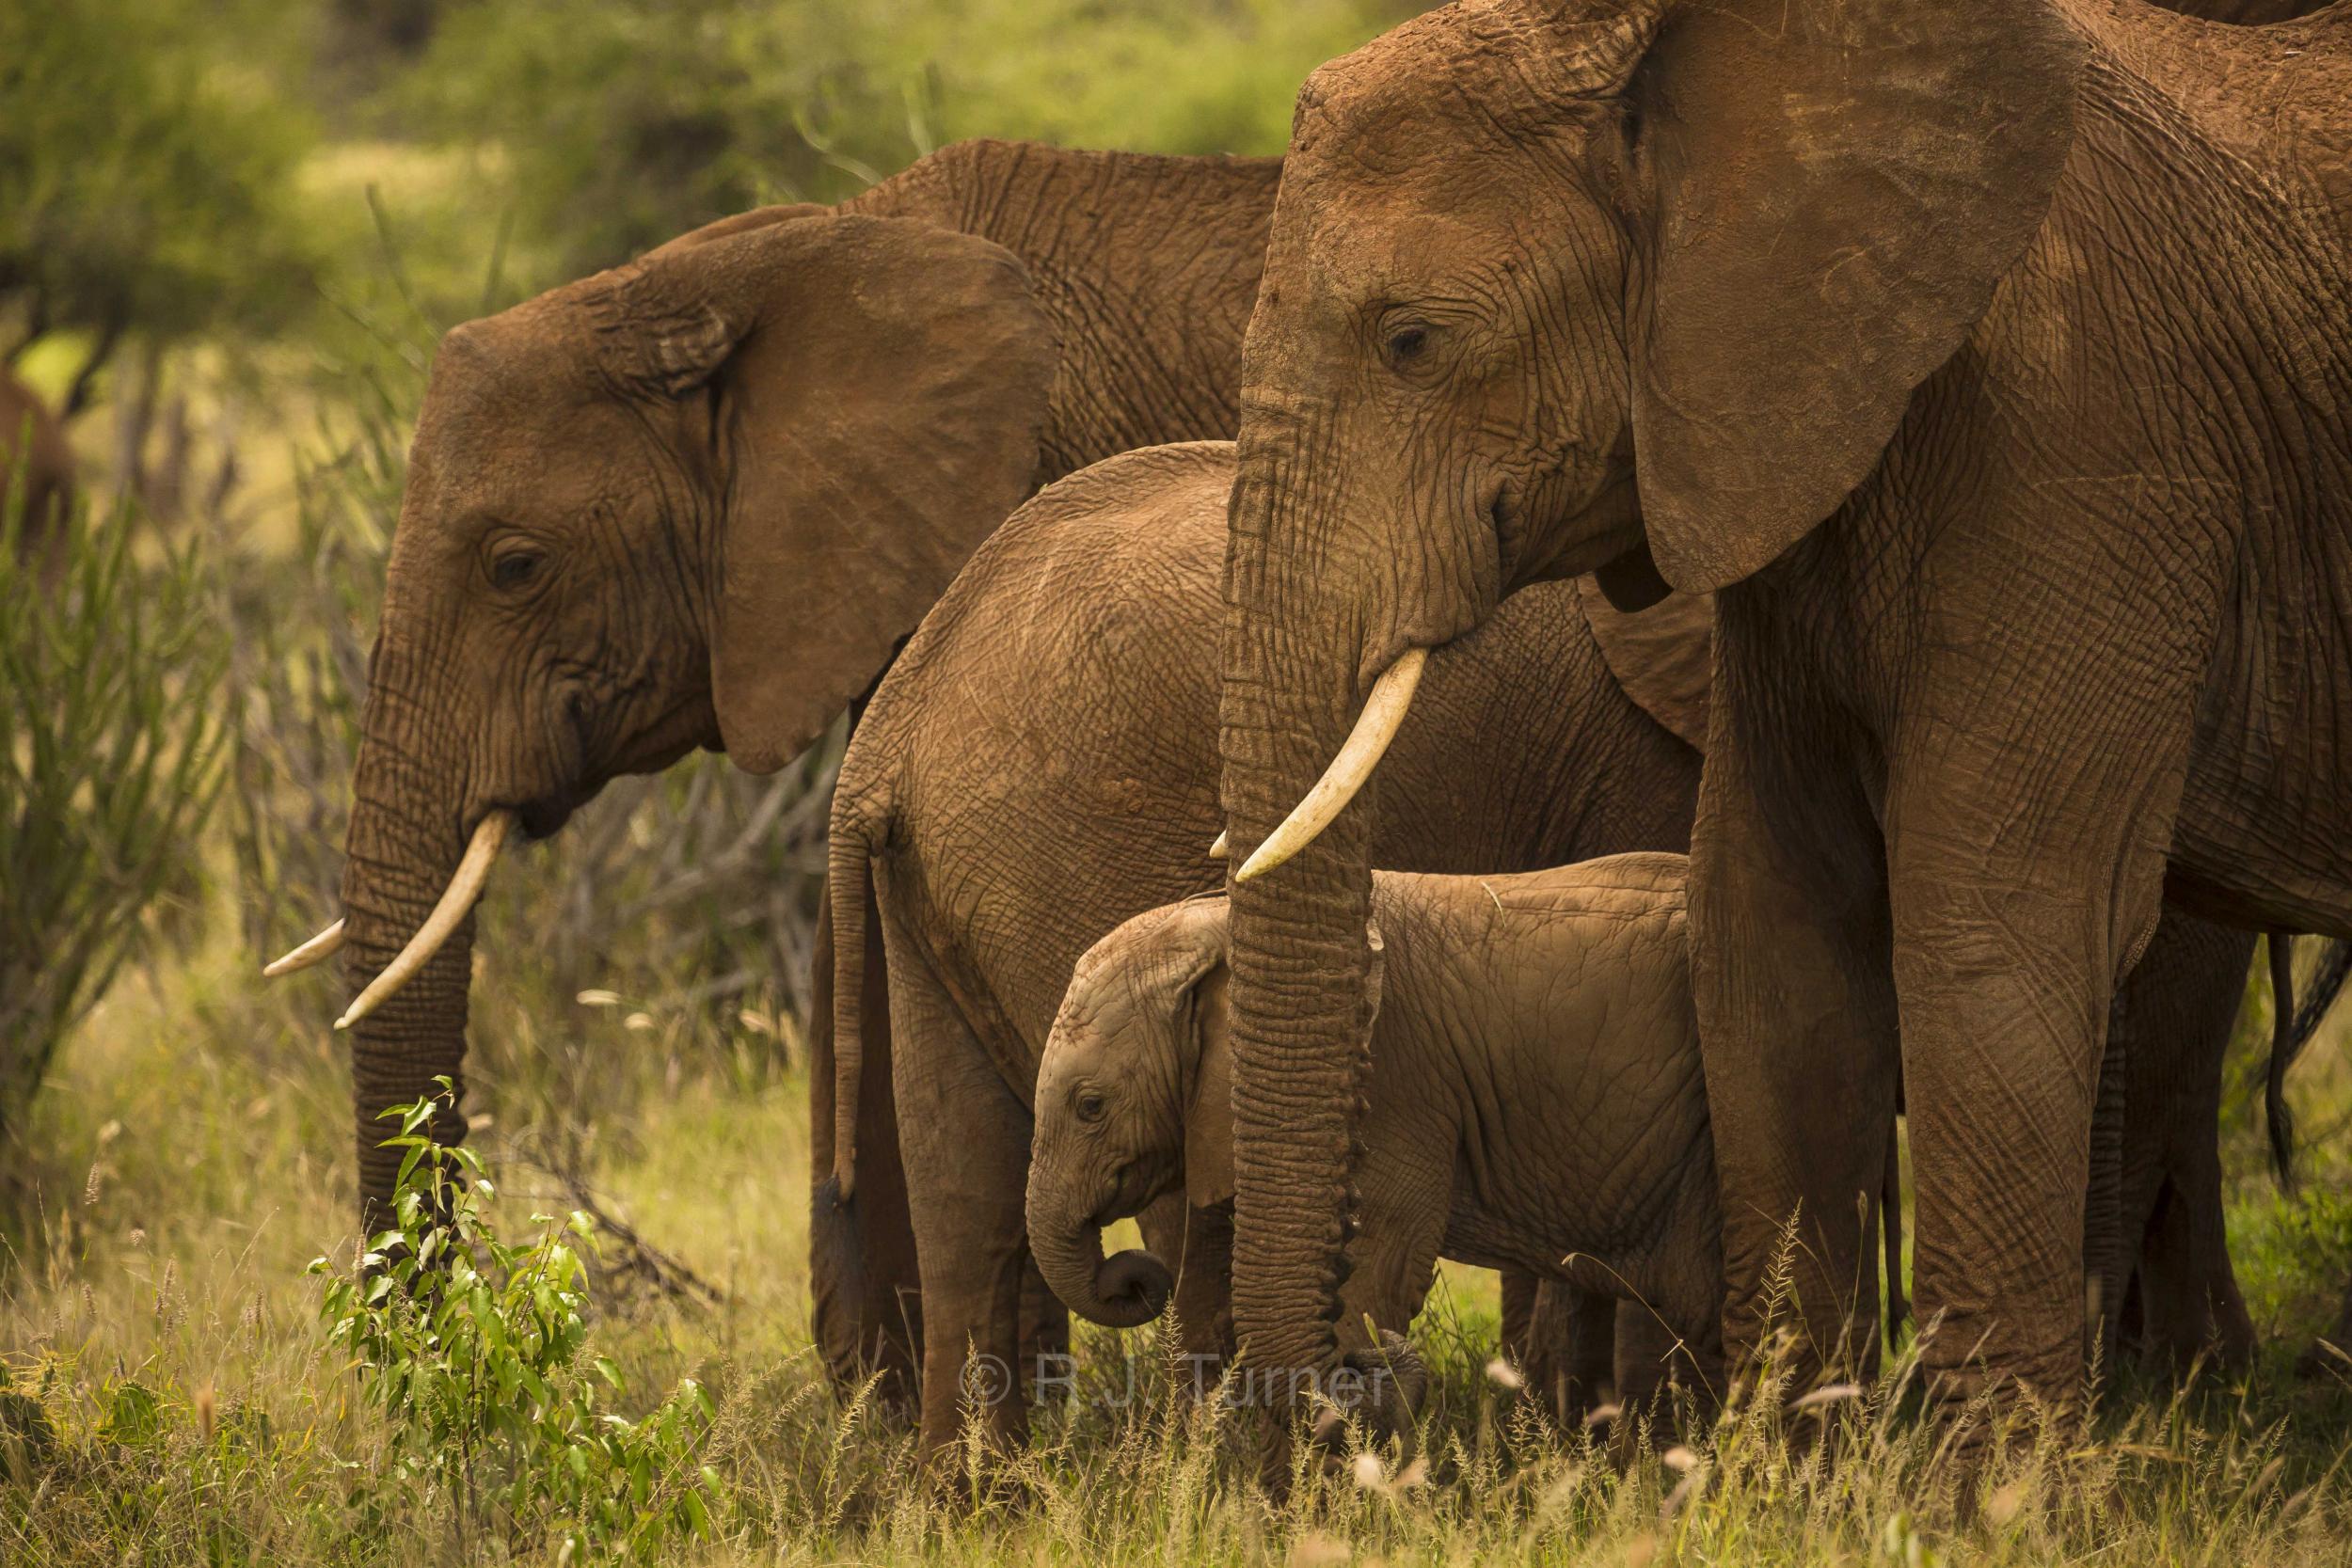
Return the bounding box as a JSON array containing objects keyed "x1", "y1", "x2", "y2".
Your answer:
[
  {"x1": 2267, "y1": 934, "x2": 2352, "y2": 1190},
  {"x1": 827, "y1": 797, "x2": 882, "y2": 1202}
]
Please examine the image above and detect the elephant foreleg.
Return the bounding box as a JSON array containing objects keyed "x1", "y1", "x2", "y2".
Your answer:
[
  {"x1": 1883, "y1": 696, "x2": 2192, "y2": 1439},
  {"x1": 1153, "y1": 1196, "x2": 1236, "y2": 1384},
  {"x1": 1688, "y1": 687, "x2": 1899, "y2": 1396}
]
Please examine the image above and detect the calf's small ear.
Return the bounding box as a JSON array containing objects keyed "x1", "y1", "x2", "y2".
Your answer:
[
  {"x1": 1184, "y1": 964, "x2": 1235, "y2": 1211},
  {"x1": 1182, "y1": 914, "x2": 1383, "y2": 1211}
]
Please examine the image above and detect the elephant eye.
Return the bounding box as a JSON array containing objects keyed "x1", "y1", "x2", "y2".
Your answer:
[
  {"x1": 1075, "y1": 1090, "x2": 1107, "y2": 1124},
  {"x1": 1384, "y1": 324, "x2": 1431, "y2": 368},
  {"x1": 489, "y1": 547, "x2": 545, "y2": 591}
]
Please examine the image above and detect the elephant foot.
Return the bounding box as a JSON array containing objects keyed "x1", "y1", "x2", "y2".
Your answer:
[{"x1": 1308, "y1": 1330, "x2": 1429, "y2": 1465}]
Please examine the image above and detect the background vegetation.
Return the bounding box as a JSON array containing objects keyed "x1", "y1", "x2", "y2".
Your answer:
[{"x1": 3, "y1": 1, "x2": 2350, "y2": 1561}]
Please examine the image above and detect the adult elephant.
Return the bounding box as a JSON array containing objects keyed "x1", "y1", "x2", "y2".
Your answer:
[
  {"x1": 262, "y1": 137, "x2": 1279, "y2": 1361},
  {"x1": 1209, "y1": 0, "x2": 2352, "y2": 1452}
]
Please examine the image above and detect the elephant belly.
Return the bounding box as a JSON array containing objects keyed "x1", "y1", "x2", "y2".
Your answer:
[{"x1": 2171, "y1": 535, "x2": 2352, "y2": 937}]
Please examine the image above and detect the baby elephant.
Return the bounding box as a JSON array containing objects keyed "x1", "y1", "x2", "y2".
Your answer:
[{"x1": 1025, "y1": 853, "x2": 1724, "y2": 1430}]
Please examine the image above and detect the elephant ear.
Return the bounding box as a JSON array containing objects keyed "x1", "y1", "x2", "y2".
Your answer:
[
  {"x1": 1184, "y1": 919, "x2": 1385, "y2": 1208},
  {"x1": 1574, "y1": 577, "x2": 1711, "y2": 752},
  {"x1": 600, "y1": 214, "x2": 1059, "y2": 772},
  {"x1": 1185, "y1": 963, "x2": 1236, "y2": 1212},
  {"x1": 1621, "y1": 0, "x2": 2085, "y2": 591}
]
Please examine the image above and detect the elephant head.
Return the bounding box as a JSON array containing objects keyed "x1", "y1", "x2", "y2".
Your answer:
[
  {"x1": 1024, "y1": 899, "x2": 1242, "y2": 1330},
  {"x1": 1217, "y1": 0, "x2": 2083, "y2": 1392},
  {"x1": 274, "y1": 210, "x2": 1057, "y2": 1222}
]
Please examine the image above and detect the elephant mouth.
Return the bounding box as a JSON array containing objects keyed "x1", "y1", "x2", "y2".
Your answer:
[
  {"x1": 516, "y1": 791, "x2": 582, "y2": 842},
  {"x1": 1090, "y1": 1158, "x2": 1175, "y2": 1228}
]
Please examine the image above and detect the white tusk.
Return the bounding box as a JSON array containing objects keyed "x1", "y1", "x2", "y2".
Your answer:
[
  {"x1": 335, "y1": 810, "x2": 516, "y2": 1031},
  {"x1": 1235, "y1": 647, "x2": 1429, "y2": 885},
  {"x1": 1208, "y1": 831, "x2": 1229, "y2": 861},
  {"x1": 263, "y1": 918, "x2": 345, "y2": 977}
]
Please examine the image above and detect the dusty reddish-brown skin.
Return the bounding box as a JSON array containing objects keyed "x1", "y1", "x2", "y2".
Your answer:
[
  {"x1": 1030, "y1": 857, "x2": 1724, "y2": 1436},
  {"x1": 824, "y1": 442, "x2": 1702, "y2": 1453},
  {"x1": 330, "y1": 138, "x2": 1278, "y2": 1291},
  {"x1": 1211, "y1": 0, "x2": 2352, "y2": 1465}
]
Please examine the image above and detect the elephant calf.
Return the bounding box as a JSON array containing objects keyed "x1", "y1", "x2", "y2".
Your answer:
[{"x1": 1026, "y1": 853, "x2": 1726, "y2": 1427}]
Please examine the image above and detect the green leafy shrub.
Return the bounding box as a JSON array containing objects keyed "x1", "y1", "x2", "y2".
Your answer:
[
  {"x1": 310, "y1": 1084, "x2": 723, "y2": 1559},
  {"x1": 0, "y1": 497, "x2": 226, "y2": 1164}
]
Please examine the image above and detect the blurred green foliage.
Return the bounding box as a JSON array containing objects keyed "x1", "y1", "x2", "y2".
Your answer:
[
  {"x1": 312, "y1": 1085, "x2": 722, "y2": 1559},
  {"x1": 0, "y1": 495, "x2": 227, "y2": 1164},
  {"x1": 0, "y1": 0, "x2": 323, "y2": 367},
  {"x1": 4, "y1": 0, "x2": 1422, "y2": 379},
  {"x1": 403, "y1": 0, "x2": 1422, "y2": 276}
]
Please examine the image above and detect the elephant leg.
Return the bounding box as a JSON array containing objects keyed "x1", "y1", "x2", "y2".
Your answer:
[
  {"x1": 2111, "y1": 912, "x2": 2257, "y2": 1373},
  {"x1": 2136, "y1": 1177, "x2": 2256, "y2": 1372},
  {"x1": 1322, "y1": 1143, "x2": 1453, "y2": 1446},
  {"x1": 1883, "y1": 725, "x2": 2187, "y2": 1438},
  {"x1": 1018, "y1": 1257, "x2": 1072, "y2": 1411},
  {"x1": 1688, "y1": 701, "x2": 1899, "y2": 1394},
  {"x1": 808, "y1": 892, "x2": 922, "y2": 1414},
  {"x1": 883, "y1": 911, "x2": 1034, "y2": 1459},
  {"x1": 1500, "y1": 1269, "x2": 1538, "y2": 1378},
  {"x1": 1152, "y1": 1196, "x2": 1235, "y2": 1385},
  {"x1": 1613, "y1": 1304, "x2": 1696, "y2": 1418},
  {"x1": 1503, "y1": 1275, "x2": 1613, "y2": 1424}
]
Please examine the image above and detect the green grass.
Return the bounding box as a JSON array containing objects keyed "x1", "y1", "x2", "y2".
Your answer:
[{"x1": 4, "y1": 880, "x2": 2352, "y2": 1564}]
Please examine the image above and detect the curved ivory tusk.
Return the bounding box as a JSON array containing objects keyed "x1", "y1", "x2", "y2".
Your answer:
[
  {"x1": 262, "y1": 918, "x2": 346, "y2": 977},
  {"x1": 1208, "y1": 831, "x2": 1229, "y2": 862},
  {"x1": 335, "y1": 809, "x2": 516, "y2": 1031},
  {"x1": 1234, "y1": 647, "x2": 1430, "y2": 885}
]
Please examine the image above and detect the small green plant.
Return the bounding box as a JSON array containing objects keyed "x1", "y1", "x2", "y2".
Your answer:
[{"x1": 310, "y1": 1084, "x2": 724, "y2": 1560}]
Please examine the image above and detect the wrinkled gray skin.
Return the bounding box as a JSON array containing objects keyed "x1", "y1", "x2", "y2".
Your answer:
[
  {"x1": 1027, "y1": 857, "x2": 1724, "y2": 1444},
  {"x1": 827, "y1": 442, "x2": 1703, "y2": 1454},
  {"x1": 1209, "y1": 0, "x2": 2352, "y2": 1450}
]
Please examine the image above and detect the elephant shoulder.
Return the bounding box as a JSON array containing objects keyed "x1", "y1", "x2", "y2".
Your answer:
[
  {"x1": 876, "y1": 442, "x2": 1231, "y2": 730},
  {"x1": 1018, "y1": 440, "x2": 1236, "y2": 527},
  {"x1": 1572, "y1": 578, "x2": 1713, "y2": 753},
  {"x1": 993, "y1": 442, "x2": 1235, "y2": 616}
]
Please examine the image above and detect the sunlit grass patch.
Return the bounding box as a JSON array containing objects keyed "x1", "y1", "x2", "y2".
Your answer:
[{"x1": 8, "y1": 921, "x2": 2352, "y2": 1567}]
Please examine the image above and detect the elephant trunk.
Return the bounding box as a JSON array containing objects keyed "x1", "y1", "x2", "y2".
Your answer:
[
  {"x1": 339, "y1": 664, "x2": 480, "y2": 1231},
  {"x1": 1216, "y1": 399, "x2": 1386, "y2": 1402},
  {"x1": 1026, "y1": 1175, "x2": 1173, "y2": 1329}
]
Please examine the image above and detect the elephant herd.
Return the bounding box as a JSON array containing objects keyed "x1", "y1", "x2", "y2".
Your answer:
[{"x1": 266, "y1": 0, "x2": 2352, "y2": 1475}]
